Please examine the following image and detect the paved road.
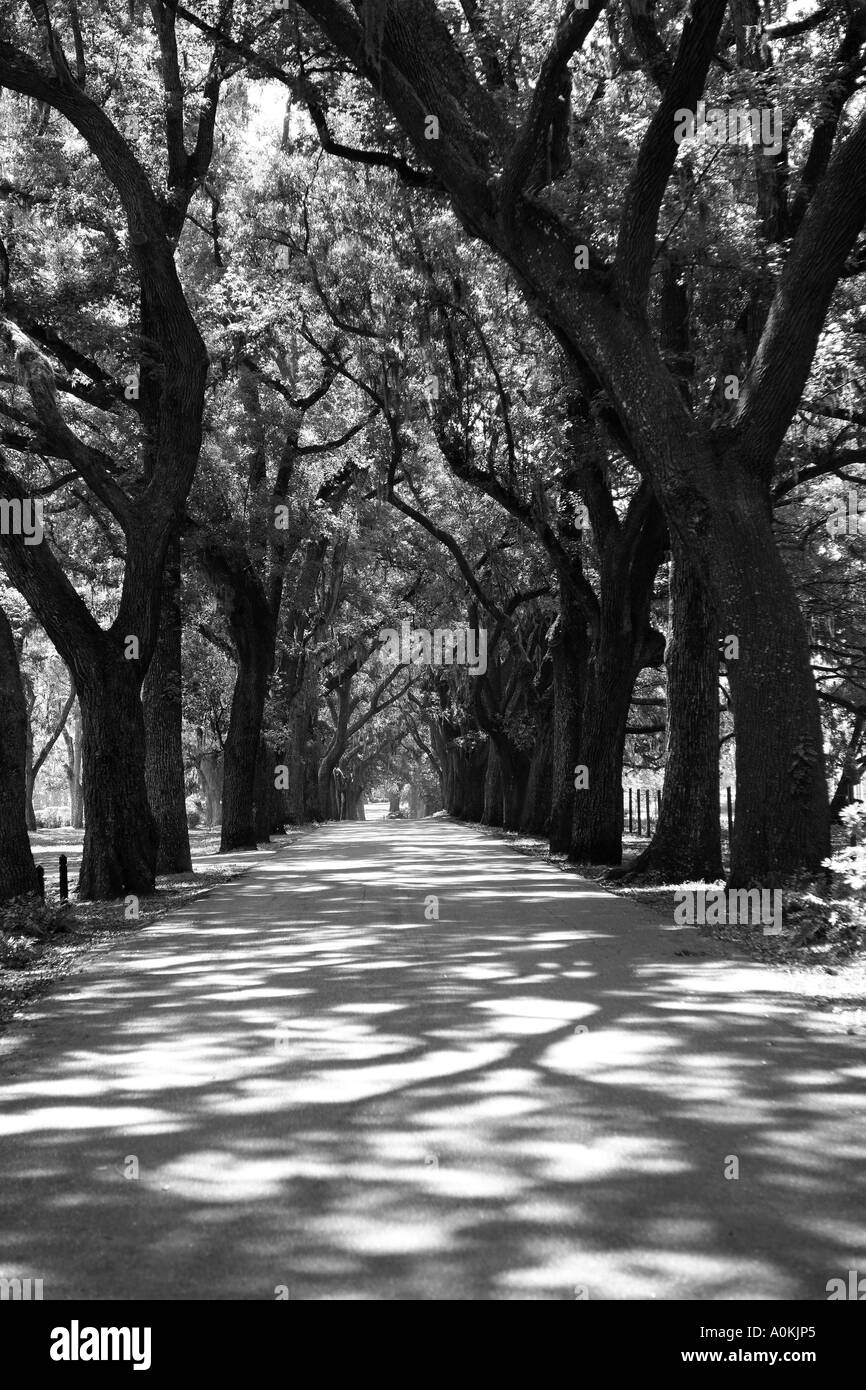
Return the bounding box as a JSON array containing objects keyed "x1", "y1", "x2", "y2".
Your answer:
[{"x1": 1, "y1": 818, "x2": 864, "y2": 1300}]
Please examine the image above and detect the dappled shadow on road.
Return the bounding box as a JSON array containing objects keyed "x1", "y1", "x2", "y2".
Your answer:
[{"x1": 1, "y1": 819, "x2": 864, "y2": 1300}]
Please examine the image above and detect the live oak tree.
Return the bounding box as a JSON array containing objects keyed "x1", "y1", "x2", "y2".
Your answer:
[
  {"x1": 305, "y1": 174, "x2": 715, "y2": 867},
  {"x1": 193, "y1": 364, "x2": 364, "y2": 851},
  {"x1": 0, "y1": 4, "x2": 216, "y2": 896},
  {"x1": 4, "y1": 0, "x2": 864, "y2": 898},
  {"x1": 184, "y1": 0, "x2": 866, "y2": 884}
]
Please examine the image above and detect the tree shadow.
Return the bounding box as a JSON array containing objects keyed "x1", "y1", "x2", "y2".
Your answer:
[{"x1": 1, "y1": 819, "x2": 864, "y2": 1300}]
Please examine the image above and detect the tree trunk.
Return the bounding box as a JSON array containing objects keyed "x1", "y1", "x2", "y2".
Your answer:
[
  {"x1": 443, "y1": 743, "x2": 465, "y2": 815},
  {"x1": 443, "y1": 737, "x2": 487, "y2": 819},
  {"x1": 286, "y1": 0, "x2": 851, "y2": 884},
  {"x1": 711, "y1": 500, "x2": 829, "y2": 884},
  {"x1": 195, "y1": 749, "x2": 223, "y2": 826},
  {"x1": 221, "y1": 647, "x2": 271, "y2": 851},
  {"x1": 626, "y1": 546, "x2": 724, "y2": 881},
  {"x1": 143, "y1": 532, "x2": 192, "y2": 873},
  {"x1": 254, "y1": 739, "x2": 283, "y2": 841},
  {"x1": 463, "y1": 741, "x2": 487, "y2": 820},
  {"x1": 62, "y1": 702, "x2": 84, "y2": 828},
  {"x1": 388, "y1": 787, "x2": 402, "y2": 815},
  {"x1": 568, "y1": 493, "x2": 666, "y2": 865},
  {"x1": 280, "y1": 698, "x2": 309, "y2": 823},
  {"x1": 76, "y1": 654, "x2": 159, "y2": 900},
  {"x1": 550, "y1": 602, "x2": 585, "y2": 852},
  {"x1": 344, "y1": 778, "x2": 366, "y2": 819},
  {"x1": 318, "y1": 759, "x2": 337, "y2": 819},
  {"x1": 569, "y1": 653, "x2": 633, "y2": 864},
  {"x1": 496, "y1": 736, "x2": 530, "y2": 831},
  {"x1": 481, "y1": 739, "x2": 503, "y2": 825},
  {"x1": 0, "y1": 605, "x2": 39, "y2": 900},
  {"x1": 520, "y1": 717, "x2": 552, "y2": 835}
]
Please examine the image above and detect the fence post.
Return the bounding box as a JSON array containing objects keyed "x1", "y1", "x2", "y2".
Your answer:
[
  {"x1": 628, "y1": 788, "x2": 633, "y2": 834},
  {"x1": 656, "y1": 789, "x2": 661, "y2": 818},
  {"x1": 726, "y1": 786, "x2": 733, "y2": 853},
  {"x1": 59, "y1": 854, "x2": 68, "y2": 901},
  {"x1": 637, "y1": 791, "x2": 642, "y2": 836},
  {"x1": 645, "y1": 788, "x2": 651, "y2": 835},
  {"x1": 36, "y1": 865, "x2": 45, "y2": 901}
]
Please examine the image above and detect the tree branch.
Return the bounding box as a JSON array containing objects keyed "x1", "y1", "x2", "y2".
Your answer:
[
  {"x1": 614, "y1": 0, "x2": 728, "y2": 308},
  {"x1": 734, "y1": 105, "x2": 866, "y2": 471},
  {"x1": 498, "y1": 0, "x2": 606, "y2": 216}
]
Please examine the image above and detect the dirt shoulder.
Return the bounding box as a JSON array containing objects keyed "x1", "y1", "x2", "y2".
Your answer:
[
  {"x1": 469, "y1": 819, "x2": 866, "y2": 1035},
  {"x1": 0, "y1": 829, "x2": 313, "y2": 1037}
]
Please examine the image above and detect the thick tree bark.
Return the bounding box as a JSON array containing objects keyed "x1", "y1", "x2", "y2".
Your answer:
[
  {"x1": 570, "y1": 643, "x2": 635, "y2": 864},
  {"x1": 712, "y1": 499, "x2": 829, "y2": 884},
  {"x1": 282, "y1": 698, "x2": 312, "y2": 823},
  {"x1": 254, "y1": 739, "x2": 284, "y2": 840},
  {"x1": 481, "y1": 739, "x2": 503, "y2": 825},
  {"x1": 143, "y1": 532, "x2": 192, "y2": 873},
  {"x1": 221, "y1": 643, "x2": 273, "y2": 850},
  {"x1": 519, "y1": 716, "x2": 552, "y2": 835},
  {"x1": 0, "y1": 605, "x2": 39, "y2": 900},
  {"x1": 626, "y1": 545, "x2": 724, "y2": 880},
  {"x1": 195, "y1": 748, "x2": 222, "y2": 825},
  {"x1": 200, "y1": 544, "x2": 277, "y2": 853},
  {"x1": 549, "y1": 601, "x2": 585, "y2": 853},
  {"x1": 462, "y1": 741, "x2": 487, "y2": 820},
  {"x1": 76, "y1": 654, "x2": 159, "y2": 900},
  {"x1": 569, "y1": 494, "x2": 666, "y2": 864},
  {"x1": 1, "y1": 482, "x2": 165, "y2": 897},
  {"x1": 344, "y1": 778, "x2": 366, "y2": 819},
  {"x1": 495, "y1": 735, "x2": 531, "y2": 831}
]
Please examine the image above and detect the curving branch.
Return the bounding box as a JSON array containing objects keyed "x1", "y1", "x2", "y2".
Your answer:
[
  {"x1": 614, "y1": 0, "x2": 728, "y2": 309},
  {"x1": 734, "y1": 105, "x2": 866, "y2": 472},
  {"x1": 498, "y1": 0, "x2": 606, "y2": 216}
]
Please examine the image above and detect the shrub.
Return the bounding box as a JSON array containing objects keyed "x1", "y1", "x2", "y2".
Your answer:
[
  {"x1": 186, "y1": 808, "x2": 201, "y2": 828},
  {"x1": 0, "y1": 894, "x2": 70, "y2": 939},
  {"x1": 35, "y1": 805, "x2": 69, "y2": 829},
  {"x1": 0, "y1": 933, "x2": 45, "y2": 970}
]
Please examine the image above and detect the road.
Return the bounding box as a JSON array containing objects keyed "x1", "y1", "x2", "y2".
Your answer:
[{"x1": 1, "y1": 817, "x2": 864, "y2": 1300}]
